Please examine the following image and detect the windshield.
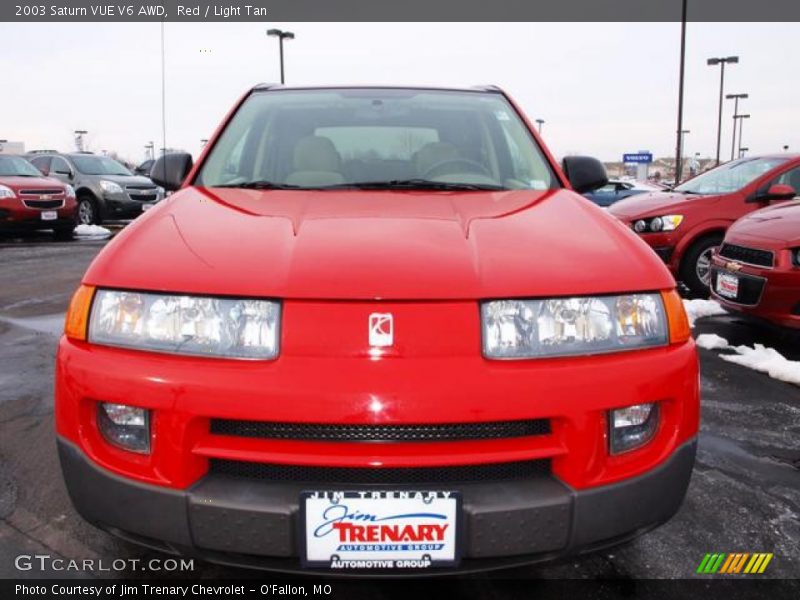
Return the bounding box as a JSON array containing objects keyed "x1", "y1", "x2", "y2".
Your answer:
[
  {"x1": 0, "y1": 156, "x2": 43, "y2": 177},
  {"x1": 675, "y1": 157, "x2": 788, "y2": 195},
  {"x1": 72, "y1": 155, "x2": 132, "y2": 176},
  {"x1": 196, "y1": 89, "x2": 558, "y2": 191}
]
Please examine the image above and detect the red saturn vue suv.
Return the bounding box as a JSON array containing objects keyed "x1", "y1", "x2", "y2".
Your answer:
[
  {"x1": 57, "y1": 85, "x2": 698, "y2": 574},
  {"x1": 609, "y1": 154, "x2": 800, "y2": 296},
  {"x1": 710, "y1": 199, "x2": 800, "y2": 329},
  {"x1": 0, "y1": 154, "x2": 77, "y2": 239}
]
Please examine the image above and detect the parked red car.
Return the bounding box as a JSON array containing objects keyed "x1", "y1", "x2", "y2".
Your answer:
[
  {"x1": 710, "y1": 200, "x2": 800, "y2": 329},
  {"x1": 609, "y1": 155, "x2": 800, "y2": 295},
  {"x1": 57, "y1": 85, "x2": 697, "y2": 573},
  {"x1": 0, "y1": 155, "x2": 77, "y2": 238}
]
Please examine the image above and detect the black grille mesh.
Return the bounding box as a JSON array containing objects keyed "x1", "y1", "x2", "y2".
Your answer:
[
  {"x1": 23, "y1": 199, "x2": 62, "y2": 209},
  {"x1": 210, "y1": 419, "x2": 551, "y2": 443},
  {"x1": 210, "y1": 459, "x2": 551, "y2": 484},
  {"x1": 719, "y1": 243, "x2": 774, "y2": 268}
]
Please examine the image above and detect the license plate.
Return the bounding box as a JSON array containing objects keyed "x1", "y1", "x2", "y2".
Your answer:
[
  {"x1": 40, "y1": 211, "x2": 57, "y2": 221},
  {"x1": 716, "y1": 272, "x2": 739, "y2": 299},
  {"x1": 301, "y1": 491, "x2": 460, "y2": 570},
  {"x1": 142, "y1": 203, "x2": 155, "y2": 211}
]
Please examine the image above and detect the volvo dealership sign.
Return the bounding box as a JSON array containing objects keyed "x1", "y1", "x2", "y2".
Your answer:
[{"x1": 623, "y1": 152, "x2": 653, "y2": 164}]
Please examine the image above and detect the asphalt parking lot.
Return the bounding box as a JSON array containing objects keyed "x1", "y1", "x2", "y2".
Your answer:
[{"x1": 0, "y1": 233, "x2": 797, "y2": 585}]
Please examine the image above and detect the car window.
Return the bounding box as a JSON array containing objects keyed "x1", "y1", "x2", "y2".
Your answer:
[
  {"x1": 772, "y1": 165, "x2": 800, "y2": 193},
  {"x1": 0, "y1": 156, "x2": 44, "y2": 177},
  {"x1": 72, "y1": 155, "x2": 132, "y2": 176},
  {"x1": 674, "y1": 157, "x2": 788, "y2": 195},
  {"x1": 196, "y1": 89, "x2": 558, "y2": 191},
  {"x1": 28, "y1": 156, "x2": 51, "y2": 174},
  {"x1": 51, "y1": 157, "x2": 72, "y2": 175}
]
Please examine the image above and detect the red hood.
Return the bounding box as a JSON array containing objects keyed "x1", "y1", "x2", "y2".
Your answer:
[
  {"x1": 0, "y1": 175, "x2": 65, "y2": 191},
  {"x1": 84, "y1": 187, "x2": 674, "y2": 300},
  {"x1": 608, "y1": 190, "x2": 719, "y2": 220},
  {"x1": 727, "y1": 200, "x2": 800, "y2": 245}
]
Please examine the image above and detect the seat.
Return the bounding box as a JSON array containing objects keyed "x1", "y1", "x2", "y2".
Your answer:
[{"x1": 285, "y1": 136, "x2": 345, "y2": 186}]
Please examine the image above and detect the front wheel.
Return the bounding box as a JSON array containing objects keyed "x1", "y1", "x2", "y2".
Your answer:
[
  {"x1": 680, "y1": 234, "x2": 724, "y2": 297},
  {"x1": 77, "y1": 196, "x2": 100, "y2": 225}
]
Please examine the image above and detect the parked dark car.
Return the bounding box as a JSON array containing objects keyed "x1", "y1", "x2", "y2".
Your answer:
[
  {"x1": 134, "y1": 159, "x2": 154, "y2": 177},
  {"x1": 27, "y1": 152, "x2": 164, "y2": 225},
  {"x1": 0, "y1": 155, "x2": 77, "y2": 239},
  {"x1": 583, "y1": 179, "x2": 661, "y2": 207}
]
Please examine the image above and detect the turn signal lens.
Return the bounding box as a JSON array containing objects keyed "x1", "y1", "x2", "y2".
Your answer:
[
  {"x1": 661, "y1": 289, "x2": 691, "y2": 344},
  {"x1": 64, "y1": 285, "x2": 96, "y2": 341}
]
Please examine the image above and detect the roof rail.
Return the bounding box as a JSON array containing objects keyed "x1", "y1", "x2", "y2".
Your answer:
[
  {"x1": 471, "y1": 84, "x2": 503, "y2": 92},
  {"x1": 28, "y1": 149, "x2": 59, "y2": 154}
]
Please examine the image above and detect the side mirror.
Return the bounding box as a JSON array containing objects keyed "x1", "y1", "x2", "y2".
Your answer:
[
  {"x1": 150, "y1": 153, "x2": 193, "y2": 191},
  {"x1": 752, "y1": 183, "x2": 797, "y2": 203},
  {"x1": 561, "y1": 156, "x2": 609, "y2": 194}
]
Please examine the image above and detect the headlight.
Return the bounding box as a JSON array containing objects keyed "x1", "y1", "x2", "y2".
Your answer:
[
  {"x1": 99, "y1": 180, "x2": 123, "y2": 194},
  {"x1": 0, "y1": 184, "x2": 15, "y2": 199},
  {"x1": 481, "y1": 293, "x2": 668, "y2": 359},
  {"x1": 64, "y1": 184, "x2": 76, "y2": 199},
  {"x1": 632, "y1": 215, "x2": 683, "y2": 233},
  {"x1": 88, "y1": 289, "x2": 280, "y2": 359},
  {"x1": 793, "y1": 248, "x2": 800, "y2": 267},
  {"x1": 659, "y1": 215, "x2": 684, "y2": 231}
]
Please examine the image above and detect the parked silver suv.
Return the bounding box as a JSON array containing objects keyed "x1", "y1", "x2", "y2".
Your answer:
[{"x1": 27, "y1": 152, "x2": 164, "y2": 225}]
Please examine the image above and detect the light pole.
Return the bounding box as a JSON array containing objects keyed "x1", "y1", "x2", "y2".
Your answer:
[
  {"x1": 735, "y1": 114, "x2": 750, "y2": 157},
  {"x1": 145, "y1": 141, "x2": 154, "y2": 160},
  {"x1": 784, "y1": 145, "x2": 790, "y2": 152},
  {"x1": 267, "y1": 29, "x2": 295, "y2": 84},
  {"x1": 535, "y1": 119, "x2": 545, "y2": 135},
  {"x1": 74, "y1": 130, "x2": 88, "y2": 152},
  {"x1": 707, "y1": 56, "x2": 739, "y2": 165},
  {"x1": 674, "y1": 0, "x2": 688, "y2": 186},
  {"x1": 725, "y1": 93, "x2": 748, "y2": 161},
  {"x1": 739, "y1": 147, "x2": 749, "y2": 158}
]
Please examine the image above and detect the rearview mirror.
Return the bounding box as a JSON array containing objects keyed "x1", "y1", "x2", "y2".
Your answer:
[
  {"x1": 561, "y1": 156, "x2": 608, "y2": 194},
  {"x1": 750, "y1": 183, "x2": 797, "y2": 203},
  {"x1": 150, "y1": 153, "x2": 193, "y2": 191}
]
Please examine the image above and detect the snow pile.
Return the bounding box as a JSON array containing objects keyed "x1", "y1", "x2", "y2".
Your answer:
[
  {"x1": 695, "y1": 333, "x2": 731, "y2": 350},
  {"x1": 720, "y1": 344, "x2": 800, "y2": 387},
  {"x1": 695, "y1": 333, "x2": 800, "y2": 387},
  {"x1": 74, "y1": 224, "x2": 112, "y2": 237},
  {"x1": 683, "y1": 298, "x2": 726, "y2": 326}
]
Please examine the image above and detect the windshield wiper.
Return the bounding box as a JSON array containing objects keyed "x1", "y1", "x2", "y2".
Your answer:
[
  {"x1": 213, "y1": 180, "x2": 305, "y2": 190},
  {"x1": 320, "y1": 179, "x2": 507, "y2": 191}
]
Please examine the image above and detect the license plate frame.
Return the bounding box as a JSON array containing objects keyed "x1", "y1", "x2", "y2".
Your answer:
[
  {"x1": 300, "y1": 490, "x2": 462, "y2": 570},
  {"x1": 40, "y1": 210, "x2": 58, "y2": 221},
  {"x1": 716, "y1": 272, "x2": 740, "y2": 299}
]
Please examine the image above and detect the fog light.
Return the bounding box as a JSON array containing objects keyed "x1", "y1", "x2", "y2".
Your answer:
[
  {"x1": 633, "y1": 220, "x2": 647, "y2": 233},
  {"x1": 609, "y1": 403, "x2": 659, "y2": 454},
  {"x1": 97, "y1": 403, "x2": 151, "y2": 454}
]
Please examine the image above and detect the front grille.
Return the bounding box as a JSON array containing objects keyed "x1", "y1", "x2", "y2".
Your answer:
[
  {"x1": 22, "y1": 199, "x2": 64, "y2": 209},
  {"x1": 210, "y1": 459, "x2": 551, "y2": 484},
  {"x1": 126, "y1": 185, "x2": 158, "y2": 191},
  {"x1": 19, "y1": 189, "x2": 64, "y2": 196},
  {"x1": 719, "y1": 243, "x2": 774, "y2": 268},
  {"x1": 210, "y1": 419, "x2": 551, "y2": 443},
  {"x1": 129, "y1": 194, "x2": 158, "y2": 202}
]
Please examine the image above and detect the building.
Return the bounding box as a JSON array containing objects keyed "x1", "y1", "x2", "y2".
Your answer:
[{"x1": 0, "y1": 141, "x2": 25, "y2": 155}]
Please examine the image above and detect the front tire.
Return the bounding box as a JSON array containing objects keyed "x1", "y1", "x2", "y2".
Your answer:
[
  {"x1": 680, "y1": 234, "x2": 724, "y2": 296},
  {"x1": 77, "y1": 195, "x2": 101, "y2": 225}
]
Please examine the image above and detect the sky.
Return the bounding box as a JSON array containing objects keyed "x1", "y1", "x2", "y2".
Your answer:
[{"x1": 1, "y1": 22, "x2": 798, "y2": 163}]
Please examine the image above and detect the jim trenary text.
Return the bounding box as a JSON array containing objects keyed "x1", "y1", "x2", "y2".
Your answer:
[{"x1": 15, "y1": 584, "x2": 333, "y2": 597}]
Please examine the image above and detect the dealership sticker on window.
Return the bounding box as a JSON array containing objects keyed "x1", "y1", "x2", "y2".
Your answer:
[{"x1": 302, "y1": 491, "x2": 460, "y2": 569}]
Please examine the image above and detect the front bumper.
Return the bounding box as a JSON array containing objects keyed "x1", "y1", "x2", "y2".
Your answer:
[
  {"x1": 58, "y1": 436, "x2": 696, "y2": 573},
  {"x1": 711, "y1": 256, "x2": 800, "y2": 329}
]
